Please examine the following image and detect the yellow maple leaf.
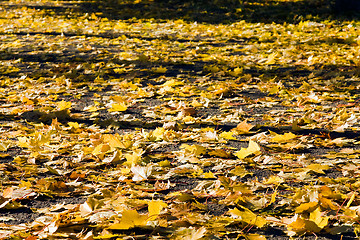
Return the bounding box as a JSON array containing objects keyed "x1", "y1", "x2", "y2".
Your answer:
[
  {"x1": 287, "y1": 215, "x2": 306, "y2": 234},
  {"x1": 319, "y1": 196, "x2": 338, "y2": 210},
  {"x1": 152, "y1": 66, "x2": 167, "y2": 74},
  {"x1": 220, "y1": 131, "x2": 237, "y2": 140},
  {"x1": 108, "y1": 210, "x2": 148, "y2": 230},
  {"x1": 202, "y1": 171, "x2": 216, "y2": 179},
  {"x1": 114, "y1": 68, "x2": 125, "y2": 74},
  {"x1": 267, "y1": 191, "x2": 277, "y2": 207},
  {"x1": 158, "y1": 160, "x2": 171, "y2": 167},
  {"x1": 34, "y1": 132, "x2": 51, "y2": 145},
  {"x1": 229, "y1": 166, "x2": 252, "y2": 178},
  {"x1": 309, "y1": 207, "x2": 328, "y2": 229},
  {"x1": 229, "y1": 206, "x2": 267, "y2": 228},
  {"x1": 180, "y1": 144, "x2": 206, "y2": 157},
  {"x1": 108, "y1": 102, "x2": 127, "y2": 112},
  {"x1": 263, "y1": 175, "x2": 284, "y2": 185},
  {"x1": 18, "y1": 132, "x2": 51, "y2": 149},
  {"x1": 244, "y1": 234, "x2": 267, "y2": 240},
  {"x1": 287, "y1": 215, "x2": 322, "y2": 234},
  {"x1": 17, "y1": 137, "x2": 30, "y2": 148},
  {"x1": 235, "y1": 140, "x2": 261, "y2": 159},
  {"x1": 102, "y1": 134, "x2": 132, "y2": 150},
  {"x1": 204, "y1": 65, "x2": 220, "y2": 73},
  {"x1": 208, "y1": 149, "x2": 232, "y2": 158},
  {"x1": 264, "y1": 52, "x2": 277, "y2": 65},
  {"x1": 83, "y1": 105, "x2": 98, "y2": 112},
  {"x1": 124, "y1": 150, "x2": 143, "y2": 166},
  {"x1": 19, "y1": 180, "x2": 32, "y2": 189},
  {"x1": 148, "y1": 200, "x2": 168, "y2": 221},
  {"x1": 270, "y1": 132, "x2": 297, "y2": 143},
  {"x1": 57, "y1": 100, "x2": 72, "y2": 111},
  {"x1": 152, "y1": 127, "x2": 165, "y2": 141},
  {"x1": 109, "y1": 95, "x2": 126, "y2": 102},
  {"x1": 182, "y1": 115, "x2": 195, "y2": 123},
  {"x1": 229, "y1": 67, "x2": 243, "y2": 77},
  {"x1": 183, "y1": 227, "x2": 207, "y2": 240},
  {"x1": 103, "y1": 134, "x2": 122, "y2": 149},
  {"x1": 191, "y1": 99, "x2": 203, "y2": 107},
  {"x1": 0, "y1": 142, "x2": 10, "y2": 151},
  {"x1": 269, "y1": 85, "x2": 280, "y2": 94},
  {"x1": 92, "y1": 143, "x2": 111, "y2": 156},
  {"x1": 162, "y1": 79, "x2": 183, "y2": 87},
  {"x1": 68, "y1": 122, "x2": 80, "y2": 129},
  {"x1": 295, "y1": 202, "x2": 318, "y2": 214},
  {"x1": 306, "y1": 164, "x2": 329, "y2": 174}
]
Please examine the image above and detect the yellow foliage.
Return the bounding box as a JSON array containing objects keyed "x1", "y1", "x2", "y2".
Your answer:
[
  {"x1": 220, "y1": 131, "x2": 237, "y2": 140},
  {"x1": 295, "y1": 202, "x2": 318, "y2": 214},
  {"x1": 124, "y1": 150, "x2": 143, "y2": 166},
  {"x1": 108, "y1": 102, "x2": 127, "y2": 112},
  {"x1": 202, "y1": 171, "x2": 216, "y2": 179},
  {"x1": 232, "y1": 120, "x2": 254, "y2": 134},
  {"x1": 152, "y1": 67, "x2": 167, "y2": 74},
  {"x1": 263, "y1": 175, "x2": 284, "y2": 185},
  {"x1": 108, "y1": 210, "x2": 148, "y2": 230},
  {"x1": 148, "y1": 200, "x2": 167, "y2": 221},
  {"x1": 309, "y1": 207, "x2": 328, "y2": 229},
  {"x1": 92, "y1": 144, "x2": 111, "y2": 156},
  {"x1": 235, "y1": 140, "x2": 261, "y2": 159},
  {"x1": 57, "y1": 100, "x2": 72, "y2": 111},
  {"x1": 270, "y1": 132, "x2": 296, "y2": 143},
  {"x1": 264, "y1": 52, "x2": 278, "y2": 65},
  {"x1": 180, "y1": 144, "x2": 207, "y2": 157},
  {"x1": 244, "y1": 234, "x2": 267, "y2": 240},
  {"x1": 306, "y1": 164, "x2": 330, "y2": 174},
  {"x1": 229, "y1": 206, "x2": 267, "y2": 228}
]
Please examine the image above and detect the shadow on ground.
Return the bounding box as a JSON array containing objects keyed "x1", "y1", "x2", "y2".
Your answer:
[
  {"x1": 76, "y1": 0, "x2": 338, "y2": 24},
  {"x1": 3, "y1": 0, "x2": 360, "y2": 24}
]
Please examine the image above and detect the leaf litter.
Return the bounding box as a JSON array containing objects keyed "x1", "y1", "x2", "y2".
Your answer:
[{"x1": 0, "y1": 0, "x2": 360, "y2": 239}]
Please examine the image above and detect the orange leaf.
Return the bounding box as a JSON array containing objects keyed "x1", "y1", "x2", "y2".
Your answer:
[
  {"x1": 232, "y1": 120, "x2": 253, "y2": 133},
  {"x1": 3, "y1": 187, "x2": 13, "y2": 198},
  {"x1": 25, "y1": 237, "x2": 37, "y2": 240}
]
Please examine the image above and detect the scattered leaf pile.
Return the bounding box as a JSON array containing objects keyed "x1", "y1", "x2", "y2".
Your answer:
[{"x1": 1, "y1": 0, "x2": 360, "y2": 239}]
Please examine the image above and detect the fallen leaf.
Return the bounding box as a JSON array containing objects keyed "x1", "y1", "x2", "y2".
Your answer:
[
  {"x1": 131, "y1": 165, "x2": 152, "y2": 181},
  {"x1": 229, "y1": 206, "x2": 267, "y2": 228},
  {"x1": 295, "y1": 202, "x2": 318, "y2": 214},
  {"x1": 148, "y1": 200, "x2": 167, "y2": 221},
  {"x1": 57, "y1": 100, "x2": 72, "y2": 111},
  {"x1": 2, "y1": 187, "x2": 13, "y2": 198},
  {"x1": 108, "y1": 102, "x2": 127, "y2": 112},
  {"x1": 108, "y1": 210, "x2": 148, "y2": 230},
  {"x1": 270, "y1": 132, "x2": 297, "y2": 143},
  {"x1": 232, "y1": 120, "x2": 254, "y2": 134},
  {"x1": 235, "y1": 140, "x2": 261, "y2": 159}
]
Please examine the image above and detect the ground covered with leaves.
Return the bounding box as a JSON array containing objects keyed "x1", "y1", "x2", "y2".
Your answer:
[{"x1": 1, "y1": 0, "x2": 360, "y2": 239}]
